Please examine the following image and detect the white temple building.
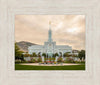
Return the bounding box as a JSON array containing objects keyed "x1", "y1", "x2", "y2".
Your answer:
[{"x1": 28, "y1": 22, "x2": 72, "y2": 57}]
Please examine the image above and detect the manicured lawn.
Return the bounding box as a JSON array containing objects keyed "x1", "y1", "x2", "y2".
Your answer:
[{"x1": 15, "y1": 64, "x2": 85, "y2": 70}]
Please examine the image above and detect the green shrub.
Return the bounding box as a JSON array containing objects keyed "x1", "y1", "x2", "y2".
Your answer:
[
  {"x1": 74, "y1": 61, "x2": 79, "y2": 63},
  {"x1": 54, "y1": 62, "x2": 57, "y2": 64},
  {"x1": 28, "y1": 60, "x2": 33, "y2": 63},
  {"x1": 57, "y1": 57, "x2": 63, "y2": 62},
  {"x1": 37, "y1": 58, "x2": 42, "y2": 62},
  {"x1": 21, "y1": 60, "x2": 28, "y2": 63},
  {"x1": 15, "y1": 59, "x2": 21, "y2": 64},
  {"x1": 32, "y1": 59, "x2": 36, "y2": 63},
  {"x1": 81, "y1": 61, "x2": 85, "y2": 63},
  {"x1": 52, "y1": 57, "x2": 55, "y2": 61},
  {"x1": 74, "y1": 60, "x2": 85, "y2": 64},
  {"x1": 64, "y1": 57, "x2": 75, "y2": 63}
]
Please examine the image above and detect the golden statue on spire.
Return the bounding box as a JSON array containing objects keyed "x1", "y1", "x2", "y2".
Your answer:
[
  {"x1": 49, "y1": 21, "x2": 51, "y2": 25},
  {"x1": 49, "y1": 21, "x2": 51, "y2": 30}
]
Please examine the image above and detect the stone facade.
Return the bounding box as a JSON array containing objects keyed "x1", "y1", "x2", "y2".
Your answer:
[{"x1": 28, "y1": 22, "x2": 72, "y2": 57}]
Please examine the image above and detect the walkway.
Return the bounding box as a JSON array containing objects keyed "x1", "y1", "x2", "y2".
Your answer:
[{"x1": 20, "y1": 63, "x2": 80, "y2": 66}]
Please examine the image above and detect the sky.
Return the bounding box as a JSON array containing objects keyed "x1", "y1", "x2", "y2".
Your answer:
[{"x1": 15, "y1": 15, "x2": 85, "y2": 50}]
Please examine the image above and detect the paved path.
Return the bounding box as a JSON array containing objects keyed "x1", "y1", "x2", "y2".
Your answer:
[{"x1": 20, "y1": 63, "x2": 80, "y2": 66}]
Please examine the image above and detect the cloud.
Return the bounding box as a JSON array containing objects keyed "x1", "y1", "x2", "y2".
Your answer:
[{"x1": 15, "y1": 15, "x2": 85, "y2": 50}]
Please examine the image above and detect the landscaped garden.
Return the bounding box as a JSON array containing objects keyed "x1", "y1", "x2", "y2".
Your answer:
[{"x1": 15, "y1": 43, "x2": 85, "y2": 70}]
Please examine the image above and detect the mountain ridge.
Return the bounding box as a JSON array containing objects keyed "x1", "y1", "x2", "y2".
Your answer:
[{"x1": 16, "y1": 41, "x2": 37, "y2": 52}]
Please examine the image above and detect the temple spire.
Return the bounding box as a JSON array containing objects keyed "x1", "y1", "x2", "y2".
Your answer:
[{"x1": 48, "y1": 21, "x2": 52, "y2": 42}]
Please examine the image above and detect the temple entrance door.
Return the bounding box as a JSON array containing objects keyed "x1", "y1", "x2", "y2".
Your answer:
[{"x1": 48, "y1": 52, "x2": 52, "y2": 58}]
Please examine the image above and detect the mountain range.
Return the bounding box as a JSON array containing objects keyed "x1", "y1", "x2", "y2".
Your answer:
[{"x1": 16, "y1": 41, "x2": 37, "y2": 52}]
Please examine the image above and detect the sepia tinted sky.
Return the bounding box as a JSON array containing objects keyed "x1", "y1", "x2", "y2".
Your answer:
[{"x1": 15, "y1": 15, "x2": 85, "y2": 50}]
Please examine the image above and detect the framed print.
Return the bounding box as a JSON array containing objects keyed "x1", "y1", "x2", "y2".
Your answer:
[
  {"x1": 0, "y1": 0, "x2": 100, "y2": 85},
  {"x1": 15, "y1": 15, "x2": 85, "y2": 70}
]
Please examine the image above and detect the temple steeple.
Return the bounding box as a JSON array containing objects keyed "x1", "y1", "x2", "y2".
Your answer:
[{"x1": 48, "y1": 21, "x2": 52, "y2": 42}]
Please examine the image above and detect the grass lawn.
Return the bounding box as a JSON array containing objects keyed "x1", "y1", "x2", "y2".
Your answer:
[{"x1": 15, "y1": 64, "x2": 85, "y2": 70}]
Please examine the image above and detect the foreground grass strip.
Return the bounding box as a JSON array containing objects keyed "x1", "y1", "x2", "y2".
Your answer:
[{"x1": 15, "y1": 64, "x2": 85, "y2": 70}]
